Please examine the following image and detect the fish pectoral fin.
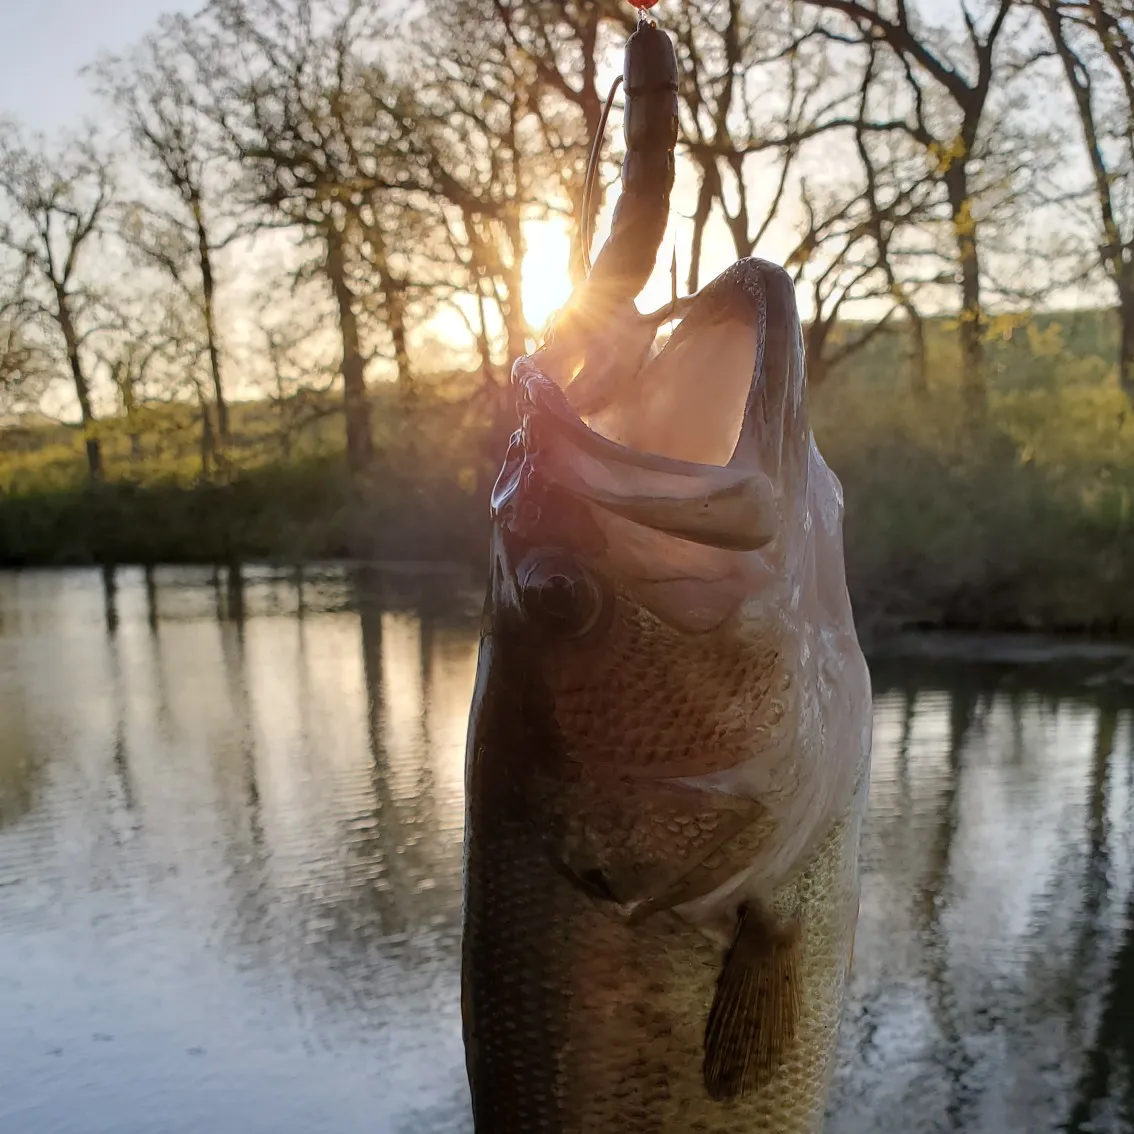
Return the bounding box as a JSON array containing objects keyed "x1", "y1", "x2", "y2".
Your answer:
[
  {"x1": 703, "y1": 902, "x2": 803, "y2": 1102},
  {"x1": 535, "y1": 778, "x2": 767, "y2": 918},
  {"x1": 542, "y1": 850, "x2": 623, "y2": 905}
]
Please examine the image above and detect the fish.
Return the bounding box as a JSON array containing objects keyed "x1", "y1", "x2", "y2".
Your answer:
[{"x1": 460, "y1": 252, "x2": 874, "y2": 1133}]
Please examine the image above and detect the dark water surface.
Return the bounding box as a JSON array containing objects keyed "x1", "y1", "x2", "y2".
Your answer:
[{"x1": 1, "y1": 566, "x2": 1132, "y2": 1134}]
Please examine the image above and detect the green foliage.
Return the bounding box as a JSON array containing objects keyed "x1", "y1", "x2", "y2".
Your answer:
[
  {"x1": 0, "y1": 379, "x2": 497, "y2": 568},
  {"x1": 813, "y1": 308, "x2": 1134, "y2": 634}
]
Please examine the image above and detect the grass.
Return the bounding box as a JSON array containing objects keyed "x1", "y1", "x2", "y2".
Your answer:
[
  {"x1": 2, "y1": 312, "x2": 1133, "y2": 635},
  {"x1": 0, "y1": 379, "x2": 500, "y2": 567}
]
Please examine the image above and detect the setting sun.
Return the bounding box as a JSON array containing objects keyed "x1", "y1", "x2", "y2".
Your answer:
[{"x1": 521, "y1": 218, "x2": 575, "y2": 332}]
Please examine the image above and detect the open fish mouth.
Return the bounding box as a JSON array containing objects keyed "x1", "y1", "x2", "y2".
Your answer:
[{"x1": 495, "y1": 257, "x2": 813, "y2": 559}]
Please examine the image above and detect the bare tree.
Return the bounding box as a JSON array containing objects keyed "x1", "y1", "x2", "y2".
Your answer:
[
  {"x1": 91, "y1": 309, "x2": 168, "y2": 465},
  {"x1": 0, "y1": 315, "x2": 52, "y2": 418},
  {"x1": 1, "y1": 262, "x2": 54, "y2": 415},
  {"x1": 151, "y1": 290, "x2": 223, "y2": 480},
  {"x1": 671, "y1": 0, "x2": 876, "y2": 290},
  {"x1": 1037, "y1": 0, "x2": 1134, "y2": 402},
  {"x1": 253, "y1": 277, "x2": 341, "y2": 460},
  {"x1": 0, "y1": 125, "x2": 112, "y2": 480},
  {"x1": 91, "y1": 15, "x2": 239, "y2": 445},
  {"x1": 799, "y1": 0, "x2": 1026, "y2": 421},
  {"x1": 356, "y1": 196, "x2": 415, "y2": 395},
  {"x1": 786, "y1": 177, "x2": 904, "y2": 388},
  {"x1": 187, "y1": 0, "x2": 423, "y2": 478},
  {"x1": 399, "y1": 0, "x2": 545, "y2": 365},
  {"x1": 848, "y1": 43, "x2": 937, "y2": 392},
  {"x1": 263, "y1": 318, "x2": 303, "y2": 462},
  {"x1": 799, "y1": 37, "x2": 954, "y2": 392}
]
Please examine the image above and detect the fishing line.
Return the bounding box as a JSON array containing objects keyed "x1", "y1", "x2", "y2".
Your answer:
[{"x1": 580, "y1": 74, "x2": 623, "y2": 277}]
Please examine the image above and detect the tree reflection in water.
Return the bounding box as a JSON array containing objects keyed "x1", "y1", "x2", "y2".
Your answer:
[
  {"x1": 1064, "y1": 700, "x2": 1132, "y2": 1134},
  {"x1": 829, "y1": 661, "x2": 1134, "y2": 1134}
]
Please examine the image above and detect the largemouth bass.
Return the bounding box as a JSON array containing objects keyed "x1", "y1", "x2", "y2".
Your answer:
[{"x1": 461, "y1": 255, "x2": 873, "y2": 1133}]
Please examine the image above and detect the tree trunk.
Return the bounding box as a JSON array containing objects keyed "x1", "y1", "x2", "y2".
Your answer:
[
  {"x1": 199, "y1": 393, "x2": 215, "y2": 481},
  {"x1": 275, "y1": 368, "x2": 292, "y2": 462},
  {"x1": 805, "y1": 313, "x2": 832, "y2": 388},
  {"x1": 266, "y1": 334, "x2": 293, "y2": 461},
  {"x1": 55, "y1": 290, "x2": 102, "y2": 482},
  {"x1": 1120, "y1": 290, "x2": 1134, "y2": 404},
  {"x1": 475, "y1": 278, "x2": 495, "y2": 391},
  {"x1": 688, "y1": 167, "x2": 715, "y2": 295},
  {"x1": 117, "y1": 366, "x2": 143, "y2": 464},
  {"x1": 499, "y1": 246, "x2": 529, "y2": 362},
  {"x1": 502, "y1": 216, "x2": 529, "y2": 363},
  {"x1": 324, "y1": 221, "x2": 373, "y2": 478},
  {"x1": 946, "y1": 165, "x2": 986, "y2": 424},
  {"x1": 365, "y1": 219, "x2": 413, "y2": 394},
  {"x1": 570, "y1": 7, "x2": 604, "y2": 282},
  {"x1": 504, "y1": 292, "x2": 527, "y2": 362},
  {"x1": 193, "y1": 196, "x2": 228, "y2": 443},
  {"x1": 386, "y1": 281, "x2": 413, "y2": 394},
  {"x1": 723, "y1": 155, "x2": 753, "y2": 261},
  {"x1": 907, "y1": 305, "x2": 929, "y2": 397},
  {"x1": 123, "y1": 385, "x2": 144, "y2": 464},
  {"x1": 387, "y1": 278, "x2": 417, "y2": 463}
]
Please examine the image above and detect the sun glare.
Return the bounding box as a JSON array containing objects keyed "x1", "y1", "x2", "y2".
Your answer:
[{"x1": 521, "y1": 219, "x2": 575, "y2": 332}]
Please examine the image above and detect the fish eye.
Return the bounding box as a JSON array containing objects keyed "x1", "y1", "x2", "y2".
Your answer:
[{"x1": 515, "y1": 550, "x2": 605, "y2": 640}]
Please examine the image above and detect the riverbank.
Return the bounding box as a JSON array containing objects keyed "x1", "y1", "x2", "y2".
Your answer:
[
  {"x1": 2, "y1": 320, "x2": 1132, "y2": 636},
  {"x1": 1, "y1": 447, "x2": 1130, "y2": 638},
  {"x1": 0, "y1": 458, "x2": 491, "y2": 568}
]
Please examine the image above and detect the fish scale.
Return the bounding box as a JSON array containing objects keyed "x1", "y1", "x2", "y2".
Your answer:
[
  {"x1": 546, "y1": 600, "x2": 787, "y2": 778},
  {"x1": 465, "y1": 723, "x2": 866, "y2": 1131}
]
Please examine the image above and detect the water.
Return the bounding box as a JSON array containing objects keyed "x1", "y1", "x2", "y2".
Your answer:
[{"x1": 0, "y1": 566, "x2": 1132, "y2": 1134}]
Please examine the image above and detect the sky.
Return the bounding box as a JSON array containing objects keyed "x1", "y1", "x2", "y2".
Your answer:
[{"x1": 0, "y1": 0, "x2": 191, "y2": 133}]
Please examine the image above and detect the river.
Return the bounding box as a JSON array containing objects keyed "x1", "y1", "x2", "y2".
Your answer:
[{"x1": 0, "y1": 565, "x2": 1132, "y2": 1134}]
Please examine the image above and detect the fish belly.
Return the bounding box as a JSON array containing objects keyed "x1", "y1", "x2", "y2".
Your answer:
[{"x1": 462, "y1": 795, "x2": 862, "y2": 1134}]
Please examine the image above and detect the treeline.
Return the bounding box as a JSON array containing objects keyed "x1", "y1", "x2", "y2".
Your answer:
[
  {"x1": 2, "y1": 0, "x2": 1134, "y2": 635},
  {"x1": 1, "y1": 302, "x2": 1130, "y2": 631},
  {"x1": 1, "y1": 0, "x2": 1133, "y2": 480}
]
